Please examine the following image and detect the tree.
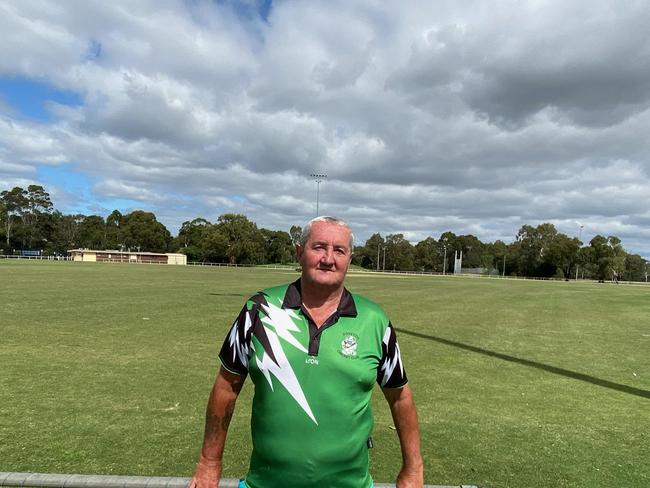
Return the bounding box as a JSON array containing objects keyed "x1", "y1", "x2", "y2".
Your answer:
[
  {"x1": 22, "y1": 185, "x2": 54, "y2": 249},
  {"x1": 438, "y1": 231, "x2": 458, "y2": 273},
  {"x1": 514, "y1": 223, "x2": 562, "y2": 277},
  {"x1": 121, "y1": 211, "x2": 172, "y2": 253},
  {"x1": 0, "y1": 186, "x2": 28, "y2": 250},
  {"x1": 201, "y1": 225, "x2": 229, "y2": 262},
  {"x1": 78, "y1": 215, "x2": 107, "y2": 249},
  {"x1": 546, "y1": 233, "x2": 580, "y2": 279},
  {"x1": 261, "y1": 229, "x2": 294, "y2": 264},
  {"x1": 607, "y1": 236, "x2": 627, "y2": 281},
  {"x1": 358, "y1": 233, "x2": 385, "y2": 270},
  {"x1": 414, "y1": 237, "x2": 439, "y2": 271},
  {"x1": 177, "y1": 218, "x2": 211, "y2": 248},
  {"x1": 456, "y1": 234, "x2": 484, "y2": 269},
  {"x1": 624, "y1": 254, "x2": 647, "y2": 282},
  {"x1": 478, "y1": 240, "x2": 505, "y2": 275},
  {"x1": 589, "y1": 235, "x2": 626, "y2": 281},
  {"x1": 175, "y1": 218, "x2": 212, "y2": 261},
  {"x1": 384, "y1": 234, "x2": 414, "y2": 271},
  {"x1": 106, "y1": 210, "x2": 124, "y2": 249},
  {"x1": 50, "y1": 212, "x2": 84, "y2": 254},
  {"x1": 216, "y1": 214, "x2": 265, "y2": 264}
]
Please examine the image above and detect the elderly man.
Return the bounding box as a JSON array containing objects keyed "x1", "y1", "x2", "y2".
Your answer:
[{"x1": 190, "y1": 216, "x2": 423, "y2": 488}]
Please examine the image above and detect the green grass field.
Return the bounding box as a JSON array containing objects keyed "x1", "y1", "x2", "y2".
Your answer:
[{"x1": 1, "y1": 260, "x2": 649, "y2": 487}]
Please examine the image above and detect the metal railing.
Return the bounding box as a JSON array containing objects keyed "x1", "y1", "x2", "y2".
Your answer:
[
  {"x1": 0, "y1": 472, "x2": 477, "y2": 488},
  {"x1": 0, "y1": 255, "x2": 72, "y2": 261}
]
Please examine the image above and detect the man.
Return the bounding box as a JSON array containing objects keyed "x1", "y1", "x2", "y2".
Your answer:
[{"x1": 190, "y1": 216, "x2": 423, "y2": 488}]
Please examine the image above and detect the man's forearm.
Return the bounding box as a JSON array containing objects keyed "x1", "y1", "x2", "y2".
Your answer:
[
  {"x1": 199, "y1": 368, "x2": 245, "y2": 463},
  {"x1": 190, "y1": 368, "x2": 245, "y2": 488},
  {"x1": 384, "y1": 385, "x2": 424, "y2": 469},
  {"x1": 200, "y1": 394, "x2": 237, "y2": 462}
]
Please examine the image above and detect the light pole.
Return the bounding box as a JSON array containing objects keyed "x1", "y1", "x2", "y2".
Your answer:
[
  {"x1": 442, "y1": 244, "x2": 447, "y2": 275},
  {"x1": 503, "y1": 253, "x2": 506, "y2": 277},
  {"x1": 383, "y1": 244, "x2": 386, "y2": 272},
  {"x1": 575, "y1": 223, "x2": 584, "y2": 280},
  {"x1": 376, "y1": 244, "x2": 381, "y2": 271},
  {"x1": 310, "y1": 173, "x2": 327, "y2": 216}
]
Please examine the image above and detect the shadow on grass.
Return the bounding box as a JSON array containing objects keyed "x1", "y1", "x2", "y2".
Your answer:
[
  {"x1": 395, "y1": 327, "x2": 650, "y2": 400},
  {"x1": 208, "y1": 293, "x2": 248, "y2": 297}
]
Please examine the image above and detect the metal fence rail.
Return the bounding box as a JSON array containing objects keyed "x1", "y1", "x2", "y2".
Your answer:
[
  {"x1": 0, "y1": 255, "x2": 72, "y2": 261},
  {"x1": 0, "y1": 472, "x2": 476, "y2": 488}
]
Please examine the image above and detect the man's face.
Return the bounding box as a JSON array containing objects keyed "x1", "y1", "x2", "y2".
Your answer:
[{"x1": 297, "y1": 221, "x2": 353, "y2": 290}]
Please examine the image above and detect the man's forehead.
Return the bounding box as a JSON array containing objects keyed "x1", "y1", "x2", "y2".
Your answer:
[{"x1": 308, "y1": 222, "x2": 351, "y2": 243}]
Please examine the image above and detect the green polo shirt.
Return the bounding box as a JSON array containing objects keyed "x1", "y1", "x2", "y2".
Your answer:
[{"x1": 219, "y1": 280, "x2": 408, "y2": 488}]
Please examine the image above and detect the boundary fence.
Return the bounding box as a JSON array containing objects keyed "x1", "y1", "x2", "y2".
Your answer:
[
  {"x1": 0, "y1": 255, "x2": 72, "y2": 261},
  {"x1": 0, "y1": 473, "x2": 477, "y2": 488}
]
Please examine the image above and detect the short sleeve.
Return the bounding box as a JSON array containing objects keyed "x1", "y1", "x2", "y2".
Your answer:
[
  {"x1": 377, "y1": 322, "x2": 408, "y2": 388},
  {"x1": 218, "y1": 303, "x2": 255, "y2": 375}
]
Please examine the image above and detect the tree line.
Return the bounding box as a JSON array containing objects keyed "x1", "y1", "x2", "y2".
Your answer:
[
  {"x1": 353, "y1": 225, "x2": 647, "y2": 282},
  {"x1": 1, "y1": 185, "x2": 648, "y2": 281}
]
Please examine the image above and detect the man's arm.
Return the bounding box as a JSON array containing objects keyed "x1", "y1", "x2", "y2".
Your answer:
[
  {"x1": 189, "y1": 367, "x2": 246, "y2": 488},
  {"x1": 382, "y1": 385, "x2": 424, "y2": 488}
]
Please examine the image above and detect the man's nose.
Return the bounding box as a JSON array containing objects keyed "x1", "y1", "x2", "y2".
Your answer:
[{"x1": 321, "y1": 247, "x2": 334, "y2": 263}]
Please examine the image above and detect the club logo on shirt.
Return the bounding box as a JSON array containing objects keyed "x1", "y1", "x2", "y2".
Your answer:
[{"x1": 339, "y1": 333, "x2": 359, "y2": 358}]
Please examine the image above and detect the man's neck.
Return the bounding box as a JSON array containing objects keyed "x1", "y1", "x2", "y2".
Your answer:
[{"x1": 299, "y1": 277, "x2": 345, "y2": 310}]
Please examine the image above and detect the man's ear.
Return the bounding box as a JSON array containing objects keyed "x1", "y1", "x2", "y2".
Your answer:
[{"x1": 295, "y1": 244, "x2": 302, "y2": 259}]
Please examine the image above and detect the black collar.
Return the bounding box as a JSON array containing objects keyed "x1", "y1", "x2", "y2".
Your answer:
[{"x1": 282, "y1": 279, "x2": 357, "y2": 317}]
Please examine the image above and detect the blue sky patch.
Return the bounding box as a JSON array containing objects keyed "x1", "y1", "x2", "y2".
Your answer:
[
  {"x1": 0, "y1": 77, "x2": 83, "y2": 122},
  {"x1": 37, "y1": 164, "x2": 151, "y2": 217},
  {"x1": 38, "y1": 164, "x2": 91, "y2": 193},
  {"x1": 214, "y1": 0, "x2": 272, "y2": 22},
  {"x1": 84, "y1": 39, "x2": 102, "y2": 61}
]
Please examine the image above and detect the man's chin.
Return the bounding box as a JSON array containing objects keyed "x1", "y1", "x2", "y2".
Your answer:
[{"x1": 307, "y1": 272, "x2": 344, "y2": 287}]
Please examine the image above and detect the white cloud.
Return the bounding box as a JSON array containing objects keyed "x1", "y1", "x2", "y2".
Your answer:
[{"x1": 0, "y1": 0, "x2": 649, "y2": 257}]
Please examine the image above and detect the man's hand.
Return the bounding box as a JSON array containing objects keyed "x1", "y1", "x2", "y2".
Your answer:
[
  {"x1": 396, "y1": 463, "x2": 424, "y2": 488},
  {"x1": 189, "y1": 456, "x2": 221, "y2": 488}
]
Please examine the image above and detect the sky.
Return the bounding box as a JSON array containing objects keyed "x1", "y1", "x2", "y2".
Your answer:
[{"x1": 1, "y1": 0, "x2": 650, "y2": 258}]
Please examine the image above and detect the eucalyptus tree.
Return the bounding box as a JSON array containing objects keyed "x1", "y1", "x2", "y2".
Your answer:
[{"x1": 0, "y1": 186, "x2": 28, "y2": 250}]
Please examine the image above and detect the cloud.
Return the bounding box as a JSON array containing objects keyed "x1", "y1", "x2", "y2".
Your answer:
[{"x1": 0, "y1": 0, "x2": 649, "y2": 257}]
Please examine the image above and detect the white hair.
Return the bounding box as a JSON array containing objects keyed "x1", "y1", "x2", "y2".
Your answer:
[{"x1": 299, "y1": 216, "x2": 354, "y2": 249}]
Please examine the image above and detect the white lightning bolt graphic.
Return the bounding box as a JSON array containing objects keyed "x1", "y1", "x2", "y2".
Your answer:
[
  {"x1": 260, "y1": 302, "x2": 307, "y2": 353},
  {"x1": 255, "y1": 300, "x2": 317, "y2": 424},
  {"x1": 228, "y1": 312, "x2": 252, "y2": 369},
  {"x1": 380, "y1": 327, "x2": 404, "y2": 387}
]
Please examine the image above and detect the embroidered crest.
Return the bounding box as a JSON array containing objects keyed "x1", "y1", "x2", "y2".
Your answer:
[{"x1": 340, "y1": 333, "x2": 359, "y2": 358}]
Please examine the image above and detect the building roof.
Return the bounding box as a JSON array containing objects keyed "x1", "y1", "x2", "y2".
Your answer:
[{"x1": 67, "y1": 249, "x2": 183, "y2": 257}]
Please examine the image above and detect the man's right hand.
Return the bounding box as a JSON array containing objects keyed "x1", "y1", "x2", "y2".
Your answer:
[{"x1": 189, "y1": 456, "x2": 222, "y2": 488}]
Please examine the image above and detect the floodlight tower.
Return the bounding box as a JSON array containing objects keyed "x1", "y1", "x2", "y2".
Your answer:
[
  {"x1": 442, "y1": 237, "x2": 448, "y2": 275},
  {"x1": 310, "y1": 173, "x2": 327, "y2": 216},
  {"x1": 575, "y1": 222, "x2": 584, "y2": 280}
]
